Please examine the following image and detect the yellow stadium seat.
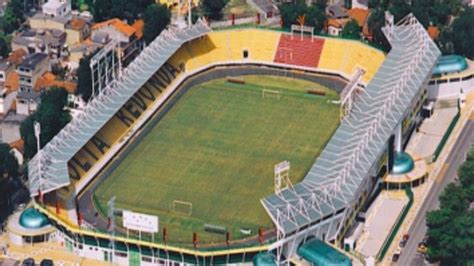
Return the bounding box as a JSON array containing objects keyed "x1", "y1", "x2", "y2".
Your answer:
[
  {"x1": 319, "y1": 38, "x2": 385, "y2": 84},
  {"x1": 177, "y1": 29, "x2": 281, "y2": 72},
  {"x1": 97, "y1": 117, "x2": 128, "y2": 145}
]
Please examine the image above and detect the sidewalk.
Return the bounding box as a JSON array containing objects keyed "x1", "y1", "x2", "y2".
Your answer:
[
  {"x1": 356, "y1": 191, "x2": 408, "y2": 259},
  {"x1": 0, "y1": 234, "x2": 109, "y2": 266},
  {"x1": 406, "y1": 107, "x2": 458, "y2": 159}
]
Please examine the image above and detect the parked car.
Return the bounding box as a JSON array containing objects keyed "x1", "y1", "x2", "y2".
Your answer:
[
  {"x1": 417, "y1": 241, "x2": 428, "y2": 254},
  {"x1": 40, "y1": 259, "x2": 54, "y2": 266},
  {"x1": 399, "y1": 233, "x2": 410, "y2": 247},
  {"x1": 22, "y1": 258, "x2": 35, "y2": 266},
  {"x1": 392, "y1": 248, "x2": 402, "y2": 262}
]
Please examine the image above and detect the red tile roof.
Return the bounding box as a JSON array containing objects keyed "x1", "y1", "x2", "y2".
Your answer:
[
  {"x1": 9, "y1": 139, "x2": 24, "y2": 153},
  {"x1": 92, "y1": 18, "x2": 136, "y2": 37}
]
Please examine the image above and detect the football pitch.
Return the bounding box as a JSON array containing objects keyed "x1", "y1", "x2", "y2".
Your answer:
[{"x1": 93, "y1": 75, "x2": 340, "y2": 244}]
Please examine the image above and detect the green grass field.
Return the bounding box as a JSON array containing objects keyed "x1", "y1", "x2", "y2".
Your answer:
[{"x1": 94, "y1": 75, "x2": 340, "y2": 244}]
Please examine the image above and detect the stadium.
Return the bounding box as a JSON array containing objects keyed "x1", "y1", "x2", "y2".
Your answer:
[{"x1": 22, "y1": 12, "x2": 440, "y2": 265}]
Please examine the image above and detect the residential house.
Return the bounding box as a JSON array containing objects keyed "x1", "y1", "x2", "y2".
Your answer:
[
  {"x1": 68, "y1": 41, "x2": 101, "y2": 69},
  {"x1": 65, "y1": 18, "x2": 90, "y2": 46},
  {"x1": 427, "y1": 26, "x2": 440, "y2": 40},
  {"x1": 30, "y1": 14, "x2": 90, "y2": 47},
  {"x1": 347, "y1": 8, "x2": 370, "y2": 38},
  {"x1": 42, "y1": 0, "x2": 71, "y2": 17},
  {"x1": 91, "y1": 18, "x2": 144, "y2": 66},
  {"x1": 9, "y1": 139, "x2": 24, "y2": 166},
  {"x1": 464, "y1": 0, "x2": 474, "y2": 7},
  {"x1": 0, "y1": 49, "x2": 26, "y2": 117},
  {"x1": 327, "y1": 18, "x2": 345, "y2": 36},
  {"x1": 157, "y1": 0, "x2": 200, "y2": 8},
  {"x1": 352, "y1": 0, "x2": 368, "y2": 10},
  {"x1": 29, "y1": 13, "x2": 69, "y2": 31},
  {"x1": 0, "y1": 62, "x2": 17, "y2": 117},
  {"x1": 326, "y1": 4, "x2": 349, "y2": 36},
  {"x1": 16, "y1": 53, "x2": 50, "y2": 115},
  {"x1": 326, "y1": 4, "x2": 349, "y2": 20},
  {"x1": 12, "y1": 29, "x2": 67, "y2": 58},
  {"x1": 0, "y1": 0, "x2": 9, "y2": 17},
  {"x1": 326, "y1": 7, "x2": 370, "y2": 37}
]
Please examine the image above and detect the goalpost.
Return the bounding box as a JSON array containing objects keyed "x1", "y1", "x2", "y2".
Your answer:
[
  {"x1": 262, "y1": 89, "x2": 282, "y2": 100},
  {"x1": 171, "y1": 200, "x2": 193, "y2": 216}
]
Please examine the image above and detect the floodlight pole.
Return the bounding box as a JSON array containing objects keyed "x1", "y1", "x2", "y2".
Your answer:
[
  {"x1": 34, "y1": 121, "x2": 42, "y2": 195},
  {"x1": 107, "y1": 196, "x2": 116, "y2": 265},
  {"x1": 188, "y1": 0, "x2": 192, "y2": 26},
  {"x1": 177, "y1": 0, "x2": 181, "y2": 24}
]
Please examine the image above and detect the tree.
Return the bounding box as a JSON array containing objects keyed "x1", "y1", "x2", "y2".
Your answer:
[
  {"x1": 0, "y1": 34, "x2": 10, "y2": 58},
  {"x1": 0, "y1": 0, "x2": 25, "y2": 34},
  {"x1": 368, "y1": 7, "x2": 390, "y2": 51},
  {"x1": 278, "y1": 0, "x2": 307, "y2": 28},
  {"x1": 21, "y1": 88, "x2": 71, "y2": 159},
  {"x1": 92, "y1": 0, "x2": 154, "y2": 22},
  {"x1": 431, "y1": 1, "x2": 452, "y2": 26},
  {"x1": 0, "y1": 143, "x2": 19, "y2": 179},
  {"x1": 76, "y1": 52, "x2": 95, "y2": 102},
  {"x1": 410, "y1": 0, "x2": 430, "y2": 27},
  {"x1": 200, "y1": 0, "x2": 228, "y2": 21},
  {"x1": 314, "y1": 0, "x2": 327, "y2": 10},
  {"x1": 436, "y1": 27, "x2": 454, "y2": 55},
  {"x1": 306, "y1": 4, "x2": 327, "y2": 33},
  {"x1": 126, "y1": 0, "x2": 154, "y2": 19},
  {"x1": 341, "y1": 20, "x2": 361, "y2": 39},
  {"x1": 426, "y1": 147, "x2": 474, "y2": 264},
  {"x1": 92, "y1": 0, "x2": 113, "y2": 22},
  {"x1": 388, "y1": 0, "x2": 411, "y2": 23},
  {"x1": 143, "y1": 3, "x2": 171, "y2": 44},
  {"x1": 427, "y1": 209, "x2": 474, "y2": 264},
  {"x1": 451, "y1": 8, "x2": 474, "y2": 59},
  {"x1": 9, "y1": 0, "x2": 24, "y2": 19}
]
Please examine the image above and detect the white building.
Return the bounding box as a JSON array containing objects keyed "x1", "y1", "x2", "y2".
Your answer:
[
  {"x1": 42, "y1": 0, "x2": 71, "y2": 17},
  {"x1": 352, "y1": 0, "x2": 368, "y2": 10}
]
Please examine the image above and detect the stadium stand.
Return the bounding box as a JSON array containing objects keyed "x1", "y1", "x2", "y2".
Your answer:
[
  {"x1": 165, "y1": 29, "x2": 382, "y2": 85},
  {"x1": 274, "y1": 34, "x2": 325, "y2": 68},
  {"x1": 319, "y1": 38, "x2": 385, "y2": 83},
  {"x1": 28, "y1": 20, "x2": 211, "y2": 196},
  {"x1": 182, "y1": 30, "x2": 280, "y2": 72},
  {"x1": 318, "y1": 38, "x2": 346, "y2": 74},
  {"x1": 67, "y1": 60, "x2": 184, "y2": 183},
  {"x1": 184, "y1": 36, "x2": 216, "y2": 70},
  {"x1": 262, "y1": 14, "x2": 440, "y2": 259},
  {"x1": 167, "y1": 44, "x2": 193, "y2": 72}
]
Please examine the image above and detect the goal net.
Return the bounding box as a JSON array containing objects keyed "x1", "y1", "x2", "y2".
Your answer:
[
  {"x1": 171, "y1": 200, "x2": 192, "y2": 216},
  {"x1": 262, "y1": 89, "x2": 282, "y2": 100}
]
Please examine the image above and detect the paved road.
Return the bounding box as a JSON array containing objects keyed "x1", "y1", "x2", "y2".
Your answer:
[{"x1": 396, "y1": 120, "x2": 474, "y2": 266}]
